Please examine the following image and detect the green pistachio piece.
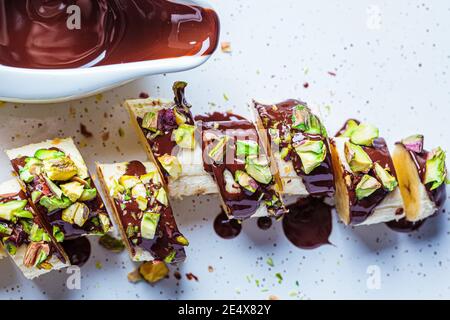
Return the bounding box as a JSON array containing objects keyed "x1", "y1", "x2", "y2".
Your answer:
[
  {"x1": 0, "y1": 223, "x2": 12, "y2": 236},
  {"x1": 39, "y1": 196, "x2": 72, "y2": 212},
  {"x1": 280, "y1": 147, "x2": 290, "y2": 160},
  {"x1": 19, "y1": 169, "x2": 34, "y2": 183},
  {"x1": 43, "y1": 156, "x2": 78, "y2": 181},
  {"x1": 174, "y1": 108, "x2": 187, "y2": 125},
  {"x1": 355, "y1": 174, "x2": 382, "y2": 200},
  {"x1": 164, "y1": 250, "x2": 177, "y2": 264},
  {"x1": 208, "y1": 136, "x2": 229, "y2": 163},
  {"x1": 339, "y1": 119, "x2": 359, "y2": 138},
  {"x1": 13, "y1": 210, "x2": 33, "y2": 219},
  {"x1": 43, "y1": 176, "x2": 63, "y2": 199},
  {"x1": 126, "y1": 224, "x2": 136, "y2": 238},
  {"x1": 141, "y1": 111, "x2": 159, "y2": 132},
  {"x1": 401, "y1": 134, "x2": 424, "y2": 153},
  {"x1": 234, "y1": 170, "x2": 258, "y2": 194},
  {"x1": 175, "y1": 235, "x2": 189, "y2": 246},
  {"x1": 62, "y1": 202, "x2": 89, "y2": 227},
  {"x1": 34, "y1": 249, "x2": 49, "y2": 267},
  {"x1": 268, "y1": 128, "x2": 281, "y2": 145},
  {"x1": 79, "y1": 188, "x2": 97, "y2": 202},
  {"x1": 131, "y1": 183, "x2": 147, "y2": 199},
  {"x1": 373, "y1": 162, "x2": 398, "y2": 192},
  {"x1": 31, "y1": 190, "x2": 42, "y2": 203},
  {"x1": 236, "y1": 140, "x2": 259, "y2": 157},
  {"x1": 294, "y1": 140, "x2": 327, "y2": 174},
  {"x1": 0, "y1": 200, "x2": 27, "y2": 221},
  {"x1": 29, "y1": 224, "x2": 44, "y2": 242},
  {"x1": 173, "y1": 124, "x2": 195, "y2": 149},
  {"x1": 139, "y1": 172, "x2": 156, "y2": 184},
  {"x1": 42, "y1": 232, "x2": 51, "y2": 242},
  {"x1": 136, "y1": 196, "x2": 148, "y2": 211},
  {"x1": 291, "y1": 104, "x2": 309, "y2": 131},
  {"x1": 19, "y1": 219, "x2": 33, "y2": 234},
  {"x1": 99, "y1": 213, "x2": 111, "y2": 233},
  {"x1": 158, "y1": 154, "x2": 182, "y2": 179},
  {"x1": 34, "y1": 149, "x2": 65, "y2": 160},
  {"x1": 139, "y1": 260, "x2": 169, "y2": 283},
  {"x1": 52, "y1": 225, "x2": 64, "y2": 242},
  {"x1": 60, "y1": 181, "x2": 84, "y2": 202},
  {"x1": 5, "y1": 242, "x2": 16, "y2": 255},
  {"x1": 424, "y1": 147, "x2": 447, "y2": 190},
  {"x1": 98, "y1": 234, "x2": 125, "y2": 252},
  {"x1": 141, "y1": 212, "x2": 160, "y2": 240},
  {"x1": 304, "y1": 114, "x2": 324, "y2": 135},
  {"x1": 349, "y1": 123, "x2": 379, "y2": 147},
  {"x1": 156, "y1": 188, "x2": 168, "y2": 206},
  {"x1": 19, "y1": 157, "x2": 43, "y2": 183},
  {"x1": 245, "y1": 155, "x2": 272, "y2": 184},
  {"x1": 111, "y1": 180, "x2": 126, "y2": 197},
  {"x1": 344, "y1": 142, "x2": 373, "y2": 173},
  {"x1": 119, "y1": 175, "x2": 141, "y2": 190}
]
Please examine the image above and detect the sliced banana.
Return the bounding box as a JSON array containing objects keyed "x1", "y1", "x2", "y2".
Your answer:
[
  {"x1": 392, "y1": 136, "x2": 447, "y2": 222},
  {"x1": 331, "y1": 121, "x2": 404, "y2": 225}
]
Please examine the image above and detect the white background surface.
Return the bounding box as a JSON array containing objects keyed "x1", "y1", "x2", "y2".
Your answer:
[{"x1": 0, "y1": 0, "x2": 449, "y2": 299}]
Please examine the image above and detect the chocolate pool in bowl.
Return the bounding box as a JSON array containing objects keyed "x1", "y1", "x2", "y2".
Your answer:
[{"x1": 0, "y1": 0, "x2": 220, "y2": 103}]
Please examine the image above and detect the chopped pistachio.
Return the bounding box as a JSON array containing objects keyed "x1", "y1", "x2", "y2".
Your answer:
[
  {"x1": 141, "y1": 111, "x2": 158, "y2": 132},
  {"x1": 280, "y1": 147, "x2": 290, "y2": 160},
  {"x1": 234, "y1": 170, "x2": 258, "y2": 194},
  {"x1": 60, "y1": 181, "x2": 84, "y2": 202},
  {"x1": 355, "y1": 174, "x2": 381, "y2": 200},
  {"x1": 424, "y1": 147, "x2": 447, "y2": 190},
  {"x1": 139, "y1": 260, "x2": 169, "y2": 283},
  {"x1": 208, "y1": 136, "x2": 229, "y2": 163},
  {"x1": 339, "y1": 119, "x2": 359, "y2": 137},
  {"x1": 43, "y1": 176, "x2": 63, "y2": 199},
  {"x1": 34, "y1": 249, "x2": 49, "y2": 267},
  {"x1": 62, "y1": 202, "x2": 90, "y2": 227},
  {"x1": 158, "y1": 154, "x2": 182, "y2": 179},
  {"x1": 13, "y1": 210, "x2": 33, "y2": 219},
  {"x1": 373, "y1": 162, "x2": 398, "y2": 192},
  {"x1": 175, "y1": 235, "x2": 189, "y2": 246},
  {"x1": 136, "y1": 196, "x2": 148, "y2": 211},
  {"x1": 34, "y1": 149, "x2": 65, "y2": 160},
  {"x1": 236, "y1": 140, "x2": 259, "y2": 157},
  {"x1": 5, "y1": 242, "x2": 16, "y2": 255},
  {"x1": 139, "y1": 172, "x2": 156, "y2": 184},
  {"x1": 43, "y1": 156, "x2": 78, "y2": 181},
  {"x1": 349, "y1": 123, "x2": 379, "y2": 147},
  {"x1": 39, "y1": 196, "x2": 72, "y2": 212},
  {"x1": 344, "y1": 142, "x2": 373, "y2": 173},
  {"x1": 401, "y1": 134, "x2": 424, "y2": 153},
  {"x1": 0, "y1": 200, "x2": 27, "y2": 221},
  {"x1": 0, "y1": 223, "x2": 12, "y2": 236},
  {"x1": 155, "y1": 188, "x2": 168, "y2": 206},
  {"x1": 52, "y1": 226, "x2": 64, "y2": 242},
  {"x1": 268, "y1": 128, "x2": 281, "y2": 145},
  {"x1": 98, "y1": 234, "x2": 125, "y2": 253},
  {"x1": 291, "y1": 104, "x2": 309, "y2": 131},
  {"x1": 31, "y1": 190, "x2": 42, "y2": 203},
  {"x1": 173, "y1": 124, "x2": 195, "y2": 149},
  {"x1": 245, "y1": 155, "x2": 272, "y2": 184},
  {"x1": 99, "y1": 213, "x2": 111, "y2": 233},
  {"x1": 174, "y1": 108, "x2": 187, "y2": 125},
  {"x1": 79, "y1": 188, "x2": 97, "y2": 202},
  {"x1": 119, "y1": 175, "x2": 141, "y2": 190},
  {"x1": 29, "y1": 224, "x2": 44, "y2": 242},
  {"x1": 141, "y1": 212, "x2": 160, "y2": 240},
  {"x1": 294, "y1": 140, "x2": 327, "y2": 174}
]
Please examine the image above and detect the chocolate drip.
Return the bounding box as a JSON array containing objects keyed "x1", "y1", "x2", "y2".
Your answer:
[
  {"x1": 406, "y1": 148, "x2": 446, "y2": 211},
  {"x1": 213, "y1": 211, "x2": 242, "y2": 239},
  {"x1": 61, "y1": 237, "x2": 91, "y2": 267},
  {"x1": 257, "y1": 217, "x2": 273, "y2": 230},
  {"x1": 386, "y1": 217, "x2": 425, "y2": 233},
  {"x1": 0, "y1": 0, "x2": 220, "y2": 69},
  {"x1": 194, "y1": 112, "x2": 246, "y2": 122},
  {"x1": 254, "y1": 100, "x2": 335, "y2": 197},
  {"x1": 200, "y1": 119, "x2": 285, "y2": 220},
  {"x1": 282, "y1": 197, "x2": 332, "y2": 249},
  {"x1": 347, "y1": 138, "x2": 393, "y2": 224},
  {"x1": 114, "y1": 160, "x2": 186, "y2": 263}
]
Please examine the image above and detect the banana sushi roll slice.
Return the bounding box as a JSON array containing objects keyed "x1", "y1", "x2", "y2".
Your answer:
[
  {"x1": 252, "y1": 99, "x2": 335, "y2": 198},
  {"x1": 392, "y1": 135, "x2": 447, "y2": 222},
  {"x1": 330, "y1": 120, "x2": 404, "y2": 225},
  {"x1": 125, "y1": 81, "x2": 218, "y2": 199},
  {"x1": 6, "y1": 138, "x2": 112, "y2": 240},
  {"x1": 97, "y1": 160, "x2": 188, "y2": 263},
  {"x1": 199, "y1": 118, "x2": 287, "y2": 220},
  {"x1": 0, "y1": 179, "x2": 69, "y2": 279}
]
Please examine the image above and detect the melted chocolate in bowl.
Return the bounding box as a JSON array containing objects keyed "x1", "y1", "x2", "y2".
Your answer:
[{"x1": 0, "y1": 0, "x2": 220, "y2": 69}]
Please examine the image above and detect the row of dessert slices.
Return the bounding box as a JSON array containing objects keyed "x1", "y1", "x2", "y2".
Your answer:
[{"x1": 0, "y1": 82, "x2": 446, "y2": 280}]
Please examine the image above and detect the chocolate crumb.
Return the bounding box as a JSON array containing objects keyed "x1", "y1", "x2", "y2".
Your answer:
[
  {"x1": 80, "y1": 124, "x2": 93, "y2": 138},
  {"x1": 101, "y1": 131, "x2": 110, "y2": 141},
  {"x1": 303, "y1": 82, "x2": 309, "y2": 88},
  {"x1": 186, "y1": 272, "x2": 199, "y2": 281},
  {"x1": 174, "y1": 271, "x2": 182, "y2": 280},
  {"x1": 139, "y1": 92, "x2": 149, "y2": 99},
  {"x1": 208, "y1": 266, "x2": 214, "y2": 273}
]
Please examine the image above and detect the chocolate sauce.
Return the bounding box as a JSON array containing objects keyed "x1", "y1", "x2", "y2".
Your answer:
[
  {"x1": 0, "y1": 0, "x2": 220, "y2": 69},
  {"x1": 254, "y1": 100, "x2": 335, "y2": 197},
  {"x1": 113, "y1": 160, "x2": 186, "y2": 263},
  {"x1": 282, "y1": 197, "x2": 332, "y2": 249},
  {"x1": 61, "y1": 236, "x2": 91, "y2": 266},
  {"x1": 403, "y1": 146, "x2": 447, "y2": 211},
  {"x1": 201, "y1": 119, "x2": 285, "y2": 220},
  {"x1": 257, "y1": 216, "x2": 272, "y2": 230},
  {"x1": 386, "y1": 217, "x2": 425, "y2": 233},
  {"x1": 213, "y1": 211, "x2": 242, "y2": 239},
  {"x1": 347, "y1": 138, "x2": 394, "y2": 224},
  {"x1": 194, "y1": 112, "x2": 246, "y2": 122}
]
